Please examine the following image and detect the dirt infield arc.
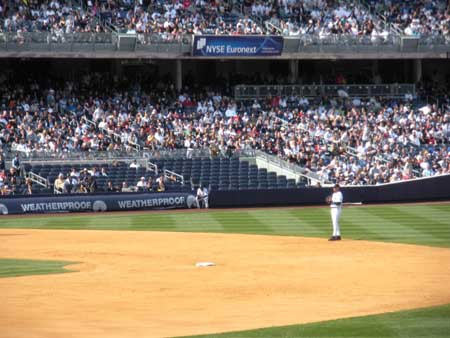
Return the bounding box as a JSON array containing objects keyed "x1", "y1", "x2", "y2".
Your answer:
[{"x1": 1, "y1": 229, "x2": 450, "y2": 338}]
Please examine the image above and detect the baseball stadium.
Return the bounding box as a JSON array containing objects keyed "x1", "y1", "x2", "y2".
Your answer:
[{"x1": 1, "y1": 0, "x2": 450, "y2": 337}]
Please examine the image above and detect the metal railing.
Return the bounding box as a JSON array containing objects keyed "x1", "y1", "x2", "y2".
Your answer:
[
  {"x1": 0, "y1": 32, "x2": 114, "y2": 51},
  {"x1": 265, "y1": 20, "x2": 282, "y2": 34},
  {"x1": 5, "y1": 150, "x2": 147, "y2": 163},
  {"x1": 4, "y1": 148, "x2": 257, "y2": 164},
  {"x1": 164, "y1": 169, "x2": 185, "y2": 186},
  {"x1": 1, "y1": 31, "x2": 449, "y2": 55},
  {"x1": 147, "y1": 161, "x2": 159, "y2": 175},
  {"x1": 135, "y1": 33, "x2": 192, "y2": 45},
  {"x1": 282, "y1": 34, "x2": 402, "y2": 54},
  {"x1": 254, "y1": 150, "x2": 324, "y2": 185},
  {"x1": 234, "y1": 84, "x2": 416, "y2": 100},
  {"x1": 27, "y1": 171, "x2": 49, "y2": 188},
  {"x1": 145, "y1": 148, "x2": 256, "y2": 160}
]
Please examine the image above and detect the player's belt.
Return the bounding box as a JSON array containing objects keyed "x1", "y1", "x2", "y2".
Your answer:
[{"x1": 331, "y1": 202, "x2": 342, "y2": 206}]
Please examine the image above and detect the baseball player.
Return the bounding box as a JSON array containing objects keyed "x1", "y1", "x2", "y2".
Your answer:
[
  {"x1": 327, "y1": 184, "x2": 343, "y2": 241},
  {"x1": 196, "y1": 185, "x2": 204, "y2": 209},
  {"x1": 202, "y1": 186, "x2": 209, "y2": 209}
]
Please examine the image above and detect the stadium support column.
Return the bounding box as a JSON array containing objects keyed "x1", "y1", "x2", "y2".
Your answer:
[
  {"x1": 372, "y1": 60, "x2": 379, "y2": 83},
  {"x1": 413, "y1": 59, "x2": 422, "y2": 83},
  {"x1": 176, "y1": 60, "x2": 182, "y2": 91},
  {"x1": 289, "y1": 59, "x2": 299, "y2": 84}
]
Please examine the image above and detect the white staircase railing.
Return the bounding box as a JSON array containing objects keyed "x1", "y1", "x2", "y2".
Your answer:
[
  {"x1": 254, "y1": 150, "x2": 324, "y2": 186},
  {"x1": 147, "y1": 161, "x2": 159, "y2": 175},
  {"x1": 27, "y1": 171, "x2": 50, "y2": 189},
  {"x1": 163, "y1": 169, "x2": 185, "y2": 186}
]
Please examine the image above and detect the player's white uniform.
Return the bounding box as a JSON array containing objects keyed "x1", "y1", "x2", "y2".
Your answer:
[
  {"x1": 330, "y1": 191, "x2": 343, "y2": 237},
  {"x1": 202, "y1": 187, "x2": 209, "y2": 208},
  {"x1": 196, "y1": 187, "x2": 204, "y2": 208}
]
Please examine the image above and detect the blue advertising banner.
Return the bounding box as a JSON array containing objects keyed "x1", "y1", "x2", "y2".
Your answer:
[
  {"x1": 0, "y1": 192, "x2": 197, "y2": 215},
  {"x1": 192, "y1": 35, "x2": 283, "y2": 57}
]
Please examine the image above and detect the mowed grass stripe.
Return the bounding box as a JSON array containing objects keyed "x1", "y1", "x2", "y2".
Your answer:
[
  {"x1": 287, "y1": 208, "x2": 330, "y2": 237},
  {"x1": 0, "y1": 258, "x2": 77, "y2": 278},
  {"x1": 348, "y1": 207, "x2": 438, "y2": 244},
  {"x1": 131, "y1": 213, "x2": 176, "y2": 230},
  {"x1": 0, "y1": 204, "x2": 449, "y2": 247},
  {"x1": 181, "y1": 303, "x2": 450, "y2": 338},
  {"x1": 338, "y1": 208, "x2": 383, "y2": 241},
  {"x1": 392, "y1": 205, "x2": 450, "y2": 226},
  {"x1": 363, "y1": 206, "x2": 450, "y2": 247},
  {"x1": 249, "y1": 210, "x2": 322, "y2": 236},
  {"x1": 171, "y1": 212, "x2": 224, "y2": 232},
  {"x1": 210, "y1": 212, "x2": 273, "y2": 234}
]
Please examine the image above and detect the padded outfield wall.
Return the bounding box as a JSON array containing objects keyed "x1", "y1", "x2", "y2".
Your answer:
[
  {"x1": 211, "y1": 174, "x2": 450, "y2": 207},
  {"x1": 0, "y1": 175, "x2": 449, "y2": 215}
]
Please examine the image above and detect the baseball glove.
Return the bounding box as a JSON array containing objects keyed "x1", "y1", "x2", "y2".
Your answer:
[{"x1": 325, "y1": 195, "x2": 332, "y2": 204}]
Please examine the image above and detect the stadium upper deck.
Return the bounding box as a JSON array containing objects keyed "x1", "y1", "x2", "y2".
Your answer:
[{"x1": 0, "y1": 0, "x2": 448, "y2": 58}]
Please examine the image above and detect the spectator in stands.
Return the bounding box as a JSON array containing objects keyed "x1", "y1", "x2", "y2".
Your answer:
[
  {"x1": 145, "y1": 176, "x2": 154, "y2": 192},
  {"x1": 80, "y1": 168, "x2": 89, "y2": 181},
  {"x1": 1, "y1": 184, "x2": 11, "y2": 196},
  {"x1": 8, "y1": 167, "x2": 18, "y2": 180},
  {"x1": 87, "y1": 175, "x2": 97, "y2": 192},
  {"x1": 69, "y1": 168, "x2": 80, "y2": 178},
  {"x1": 63, "y1": 176, "x2": 74, "y2": 194},
  {"x1": 11, "y1": 153, "x2": 20, "y2": 170},
  {"x1": 54, "y1": 173, "x2": 65, "y2": 193},
  {"x1": 136, "y1": 176, "x2": 146, "y2": 191},
  {"x1": 156, "y1": 174, "x2": 165, "y2": 192},
  {"x1": 88, "y1": 167, "x2": 100, "y2": 177},
  {"x1": 23, "y1": 178, "x2": 33, "y2": 195},
  {"x1": 0, "y1": 170, "x2": 6, "y2": 189},
  {"x1": 64, "y1": 175, "x2": 78, "y2": 194},
  {"x1": 79, "y1": 174, "x2": 90, "y2": 193},
  {"x1": 0, "y1": 154, "x2": 5, "y2": 171},
  {"x1": 100, "y1": 167, "x2": 108, "y2": 177},
  {"x1": 106, "y1": 180, "x2": 118, "y2": 192},
  {"x1": 130, "y1": 160, "x2": 140, "y2": 169},
  {"x1": 121, "y1": 181, "x2": 135, "y2": 192}
]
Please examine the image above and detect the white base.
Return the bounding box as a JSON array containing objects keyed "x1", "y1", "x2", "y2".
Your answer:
[{"x1": 195, "y1": 262, "x2": 216, "y2": 267}]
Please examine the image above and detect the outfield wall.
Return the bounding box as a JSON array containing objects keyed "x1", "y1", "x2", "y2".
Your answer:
[
  {"x1": 0, "y1": 175, "x2": 448, "y2": 215},
  {"x1": 210, "y1": 174, "x2": 450, "y2": 207},
  {"x1": 0, "y1": 192, "x2": 197, "y2": 215}
]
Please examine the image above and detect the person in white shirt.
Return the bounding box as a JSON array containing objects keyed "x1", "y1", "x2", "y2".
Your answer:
[
  {"x1": 129, "y1": 160, "x2": 140, "y2": 169},
  {"x1": 327, "y1": 184, "x2": 343, "y2": 241},
  {"x1": 202, "y1": 186, "x2": 209, "y2": 209},
  {"x1": 196, "y1": 185, "x2": 204, "y2": 209},
  {"x1": 136, "y1": 177, "x2": 146, "y2": 191}
]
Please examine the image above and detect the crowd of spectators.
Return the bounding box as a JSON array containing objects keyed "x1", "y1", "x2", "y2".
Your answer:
[
  {"x1": 1, "y1": 0, "x2": 449, "y2": 43},
  {"x1": 0, "y1": 0, "x2": 104, "y2": 35},
  {"x1": 1, "y1": 71, "x2": 449, "y2": 188},
  {"x1": 371, "y1": 0, "x2": 449, "y2": 38},
  {"x1": 0, "y1": 153, "x2": 33, "y2": 195},
  {"x1": 97, "y1": 0, "x2": 264, "y2": 39},
  {"x1": 51, "y1": 164, "x2": 166, "y2": 194},
  {"x1": 248, "y1": 0, "x2": 387, "y2": 38}
]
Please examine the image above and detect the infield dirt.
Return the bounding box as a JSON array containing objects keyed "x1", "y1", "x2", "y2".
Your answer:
[{"x1": 1, "y1": 229, "x2": 450, "y2": 338}]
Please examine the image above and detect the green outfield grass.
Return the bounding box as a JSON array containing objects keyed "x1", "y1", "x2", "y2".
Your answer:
[
  {"x1": 0, "y1": 258, "x2": 77, "y2": 278},
  {"x1": 1, "y1": 203, "x2": 449, "y2": 337},
  {"x1": 1, "y1": 203, "x2": 449, "y2": 248},
  {"x1": 181, "y1": 303, "x2": 450, "y2": 338}
]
